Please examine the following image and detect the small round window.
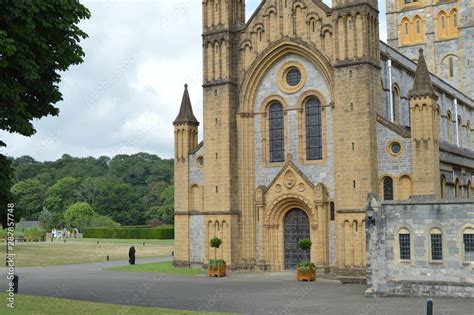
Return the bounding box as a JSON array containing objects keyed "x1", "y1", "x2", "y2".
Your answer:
[
  {"x1": 286, "y1": 67, "x2": 301, "y2": 86},
  {"x1": 197, "y1": 156, "x2": 204, "y2": 167},
  {"x1": 390, "y1": 142, "x2": 401, "y2": 155}
]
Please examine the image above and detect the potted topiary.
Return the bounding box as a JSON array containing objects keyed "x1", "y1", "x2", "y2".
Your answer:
[
  {"x1": 208, "y1": 237, "x2": 226, "y2": 277},
  {"x1": 296, "y1": 239, "x2": 316, "y2": 282}
]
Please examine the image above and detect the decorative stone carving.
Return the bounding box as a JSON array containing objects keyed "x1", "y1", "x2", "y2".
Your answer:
[
  {"x1": 284, "y1": 171, "x2": 296, "y2": 189},
  {"x1": 275, "y1": 184, "x2": 282, "y2": 193},
  {"x1": 298, "y1": 183, "x2": 306, "y2": 192}
]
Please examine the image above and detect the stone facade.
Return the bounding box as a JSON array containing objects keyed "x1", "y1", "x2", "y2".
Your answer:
[
  {"x1": 366, "y1": 195, "x2": 474, "y2": 298},
  {"x1": 386, "y1": 0, "x2": 474, "y2": 99},
  {"x1": 173, "y1": 0, "x2": 474, "y2": 275}
]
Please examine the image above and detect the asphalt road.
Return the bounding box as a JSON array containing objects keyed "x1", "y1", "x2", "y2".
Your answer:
[{"x1": 0, "y1": 257, "x2": 472, "y2": 314}]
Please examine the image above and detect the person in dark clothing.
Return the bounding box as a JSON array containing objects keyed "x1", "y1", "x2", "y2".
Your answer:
[{"x1": 128, "y1": 246, "x2": 136, "y2": 265}]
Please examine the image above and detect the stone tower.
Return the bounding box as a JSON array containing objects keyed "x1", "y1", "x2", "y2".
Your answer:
[
  {"x1": 386, "y1": 0, "x2": 474, "y2": 99},
  {"x1": 173, "y1": 84, "x2": 199, "y2": 263},
  {"x1": 201, "y1": 0, "x2": 246, "y2": 265},
  {"x1": 409, "y1": 49, "x2": 441, "y2": 198},
  {"x1": 332, "y1": 0, "x2": 381, "y2": 271}
]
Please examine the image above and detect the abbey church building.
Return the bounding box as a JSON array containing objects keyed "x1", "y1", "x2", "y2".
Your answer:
[{"x1": 173, "y1": 0, "x2": 474, "y2": 276}]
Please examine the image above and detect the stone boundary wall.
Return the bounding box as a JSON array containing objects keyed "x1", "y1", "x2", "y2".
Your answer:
[{"x1": 366, "y1": 195, "x2": 474, "y2": 298}]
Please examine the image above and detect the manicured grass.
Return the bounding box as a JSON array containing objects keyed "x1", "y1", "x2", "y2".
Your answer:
[
  {"x1": 4, "y1": 239, "x2": 174, "y2": 267},
  {"x1": 0, "y1": 293, "x2": 228, "y2": 314},
  {"x1": 107, "y1": 261, "x2": 205, "y2": 276}
]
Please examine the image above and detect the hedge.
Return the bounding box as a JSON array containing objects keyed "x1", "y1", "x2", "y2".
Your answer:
[{"x1": 83, "y1": 227, "x2": 174, "y2": 239}]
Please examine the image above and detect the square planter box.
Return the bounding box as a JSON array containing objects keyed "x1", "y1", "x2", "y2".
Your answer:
[
  {"x1": 297, "y1": 266, "x2": 316, "y2": 282},
  {"x1": 208, "y1": 263, "x2": 226, "y2": 277}
]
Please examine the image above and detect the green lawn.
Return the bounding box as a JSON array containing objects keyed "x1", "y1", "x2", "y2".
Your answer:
[
  {"x1": 5, "y1": 239, "x2": 174, "y2": 267},
  {"x1": 0, "y1": 293, "x2": 228, "y2": 314},
  {"x1": 107, "y1": 261, "x2": 205, "y2": 276}
]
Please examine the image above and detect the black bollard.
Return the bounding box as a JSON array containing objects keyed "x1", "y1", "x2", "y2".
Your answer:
[
  {"x1": 172, "y1": 251, "x2": 174, "y2": 256},
  {"x1": 97, "y1": 241, "x2": 99, "y2": 244},
  {"x1": 64, "y1": 239, "x2": 66, "y2": 243},
  {"x1": 143, "y1": 242, "x2": 145, "y2": 246},
  {"x1": 427, "y1": 298, "x2": 433, "y2": 315},
  {"x1": 106, "y1": 255, "x2": 109, "y2": 261},
  {"x1": 12, "y1": 275, "x2": 18, "y2": 294}
]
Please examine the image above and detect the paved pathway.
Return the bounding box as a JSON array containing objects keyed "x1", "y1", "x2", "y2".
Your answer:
[{"x1": 1, "y1": 258, "x2": 472, "y2": 314}]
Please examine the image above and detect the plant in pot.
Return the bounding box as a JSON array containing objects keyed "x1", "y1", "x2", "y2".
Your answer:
[
  {"x1": 208, "y1": 237, "x2": 226, "y2": 277},
  {"x1": 296, "y1": 239, "x2": 316, "y2": 282}
]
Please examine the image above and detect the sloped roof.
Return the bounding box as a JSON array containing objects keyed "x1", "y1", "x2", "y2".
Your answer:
[
  {"x1": 408, "y1": 49, "x2": 438, "y2": 100},
  {"x1": 173, "y1": 84, "x2": 199, "y2": 125}
]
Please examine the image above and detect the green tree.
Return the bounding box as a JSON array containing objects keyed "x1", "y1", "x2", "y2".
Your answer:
[
  {"x1": 92, "y1": 178, "x2": 144, "y2": 225},
  {"x1": 38, "y1": 208, "x2": 53, "y2": 230},
  {"x1": 64, "y1": 202, "x2": 94, "y2": 231},
  {"x1": 0, "y1": 1, "x2": 90, "y2": 137},
  {"x1": 11, "y1": 179, "x2": 46, "y2": 219},
  {"x1": 0, "y1": 1, "x2": 90, "y2": 227},
  {"x1": 146, "y1": 185, "x2": 174, "y2": 224},
  {"x1": 44, "y1": 177, "x2": 81, "y2": 213}
]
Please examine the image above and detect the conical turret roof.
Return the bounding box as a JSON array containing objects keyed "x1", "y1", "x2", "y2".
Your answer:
[
  {"x1": 408, "y1": 49, "x2": 438, "y2": 100},
  {"x1": 173, "y1": 84, "x2": 199, "y2": 125}
]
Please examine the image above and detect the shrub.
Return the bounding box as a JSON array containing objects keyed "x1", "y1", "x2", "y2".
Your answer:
[
  {"x1": 210, "y1": 237, "x2": 222, "y2": 249},
  {"x1": 297, "y1": 261, "x2": 316, "y2": 273},
  {"x1": 83, "y1": 226, "x2": 174, "y2": 239},
  {"x1": 209, "y1": 259, "x2": 226, "y2": 268},
  {"x1": 298, "y1": 239, "x2": 312, "y2": 251},
  {"x1": 88, "y1": 214, "x2": 120, "y2": 228},
  {"x1": 0, "y1": 228, "x2": 6, "y2": 239}
]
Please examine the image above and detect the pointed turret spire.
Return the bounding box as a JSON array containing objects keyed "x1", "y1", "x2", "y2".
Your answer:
[
  {"x1": 173, "y1": 84, "x2": 199, "y2": 125},
  {"x1": 408, "y1": 49, "x2": 438, "y2": 100}
]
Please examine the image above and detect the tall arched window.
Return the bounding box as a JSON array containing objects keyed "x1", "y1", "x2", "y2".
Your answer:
[
  {"x1": 447, "y1": 111, "x2": 452, "y2": 143},
  {"x1": 305, "y1": 98, "x2": 322, "y2": 160},
  {"x1": 383, "y1": 177, "x2": 394, "y2": 200},
  {"x1": 441, "y1": 175, "x2": 446, "y2": 199},
  {"x1": 412, "y1": 15, "x2": 424, "y2": 43},
  {"x1": 437, "y1": 11, "x2": 448, "y2": 39},
  {"x1": 400, "y1": 17, "x2": 411, "y2": 45},
  {"x1": 392, "y1": 85, "x2": 400, "y2": 123},
  {"x1": 455, "y1": 178, "x2": 460, "y2": 199},
  {"x1": 269, "y1": 102, "x2": 285, "y2": 162},
  {"x1": 467, "y1": 180, "x2": 471, "y2": 199},
  {"x1": 449, "y1": 9, "x2": 459, "y2": 37},
  {"x1": 467, "y1": 121, "x2": 471, "y2": 149}
]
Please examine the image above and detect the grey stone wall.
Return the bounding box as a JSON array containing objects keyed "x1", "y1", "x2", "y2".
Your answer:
[
  {"x1": 254, "y1": 54, "x2": 335, "y2": 198},
  {"x1": 189, "y1": 215, "x2": 204, "y2": 263},
  {"x1": 377, "y1": 123, "x2": 412, "y2": 177},
  {"x1": 385, "y1": 1, "x2": 474, "y2": 100},
  {"x1": 189, "y1": 145, "x2": 204, "y2": 185},
  {"x1": 366, "y1": 196, "x2": 474, "y2": 298}
]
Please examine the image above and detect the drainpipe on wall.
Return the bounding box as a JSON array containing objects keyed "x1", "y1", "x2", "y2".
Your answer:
[
  {"x1": 388, "y1": 58, "x2": 394, "y2": 122},
  {"x1": 455, "y1": 98, "x2": 459, "y2": 147}
]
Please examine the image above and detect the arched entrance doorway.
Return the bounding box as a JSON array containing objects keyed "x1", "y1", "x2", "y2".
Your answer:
[{"x1": 284, "y1": 208, "x2": 310, "y2": 270}]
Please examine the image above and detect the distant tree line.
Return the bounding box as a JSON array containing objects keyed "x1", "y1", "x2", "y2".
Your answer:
[{"x1": 9, "y1": 153, "x2": 174, "y2": 230}]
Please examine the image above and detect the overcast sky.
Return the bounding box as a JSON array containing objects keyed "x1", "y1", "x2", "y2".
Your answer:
[{"x1": 1, "y1": 0, "x2": 387, "y2": 161}]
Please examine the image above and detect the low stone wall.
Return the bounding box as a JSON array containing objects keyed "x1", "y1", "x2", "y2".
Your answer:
[{"x1": 365, "y1": 195, "x2": 474, "y2": 298}]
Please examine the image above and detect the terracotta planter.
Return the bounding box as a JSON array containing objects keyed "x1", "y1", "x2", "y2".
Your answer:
[
  {"x1": 297, "y1": 266, "x2": 316, "y2": 282},
  {"x1": 208, "y1": 263, "x2": 226, "y2": 277}
]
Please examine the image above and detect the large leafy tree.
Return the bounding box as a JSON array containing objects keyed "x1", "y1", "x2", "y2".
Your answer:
[
  {"x1": 44, "y1": 177, "x2": 81, "y2": 213},
  {"x1": 64, "y1": 202, "x2": 94, "y2": 231},
  {"x1": 0, "y1": 0, "x2": 90, "y2": 227},
  {"x1": 11, "y1": 179, "x2": 46, "y2": 219}
]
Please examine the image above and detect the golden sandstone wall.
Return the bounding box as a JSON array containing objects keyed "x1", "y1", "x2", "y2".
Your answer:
[{"x1": 173, "y1": 0, "x2": 455, "y2": 274}]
